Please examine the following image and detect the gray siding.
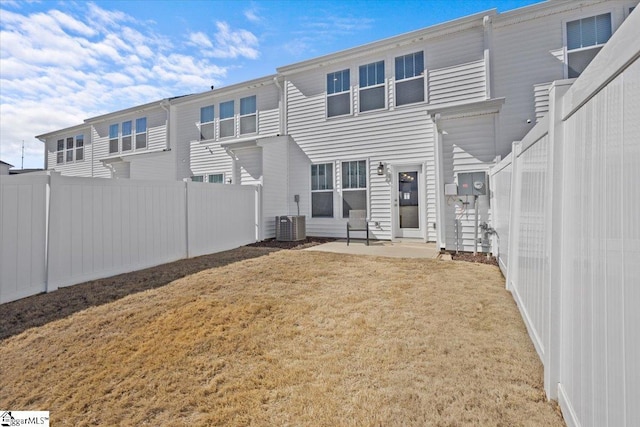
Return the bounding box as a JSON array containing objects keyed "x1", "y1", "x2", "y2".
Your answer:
[{"x1": 45, "y1": 126, "x2": 93, "y2": 177}]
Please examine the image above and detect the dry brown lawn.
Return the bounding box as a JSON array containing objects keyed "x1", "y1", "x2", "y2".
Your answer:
[{"x1": 0, "y1": 249, "x2": 564, "y2": 426}]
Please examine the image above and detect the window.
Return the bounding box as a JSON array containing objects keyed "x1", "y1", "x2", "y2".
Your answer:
[
  {"x1": 75, "y1": 135, "x2": 84, "y2": 161},
  {"x1": 109, "y1": 124, "x2": 119, "y2": 153},
  {"x1": 200, "y1": 105, "x2": 215, "y2": 140},
  {"x1": 240, "y1": 96, "x2": 257, "y2": 134},
  {"x1": 220, "y1": 101, "x2": 234, "y2": 138},
  {"x1": 395, "y1": 51, "x2": 425, "y2": 106},
  {"x1": 341, "y1": 160, "x2": 367, "y2": 218},
  {"x1": 566, "y1": 13, "x2": 611, "y2": 78},
  {"x1": 122, "y1": 121, "x2": 132, "y2": 151},
  {"x1": 327, "y1": 69, "x2": 351, "y2": 117},
  {"x1": 359, "y1": 61, "x2": 385, "y2": 112},
  {"x1": 191, "y1": 175, "x2": 204, "y2": 182},
  {"x1": 56, "y1": 139, "x2": 64, "y2": 164},
  {"x1": 56, "y1": 135, "x2": 84, "y2": 163},
  {"x1": 65, "y1": 137, "x2": 74, "y2": 162},
  {"x1": 311, "y1": 163, "x2": 334, "y2": 218},
  {"x1": 135, "y1": 117, "x2": 147, "y2": 149},
  {"x1": 208, "y1": 173, "x2": 224, "y2": 183}
]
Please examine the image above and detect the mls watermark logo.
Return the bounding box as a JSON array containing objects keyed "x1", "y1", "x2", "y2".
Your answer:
[{"x1": 1, "y1": 411, "x2": 49, "y2": 426}]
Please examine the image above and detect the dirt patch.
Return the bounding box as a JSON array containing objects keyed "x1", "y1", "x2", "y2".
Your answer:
[
  {"x1": 246, "y1": 236, "x2": 336, "y2": 250},
  {"x1": 0, "y1": 250, "x2": 564, "y2": 426},
  {"x1": 451, "y1": 251, "x2": 499, "y2": 266}
]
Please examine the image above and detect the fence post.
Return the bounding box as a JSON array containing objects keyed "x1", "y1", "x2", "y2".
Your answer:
[
  {"x1": 45, "y1": 171, "x2": 59, "y2": 294},
  {"x1": 544, "y1": 79, "x2": 573, "y2": 400},
  {"x1": 183, "y1": 179, "x2": 190, "y2": 259},
  {"x1": 505, "y1": 141, "x2": 521, "y2": 292}
]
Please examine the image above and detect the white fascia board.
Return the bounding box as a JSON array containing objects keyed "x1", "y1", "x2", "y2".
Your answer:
[
  {"x1": 219, "y1": 133, "x2": 280, "y2": 150},
  {"x1": 99, "y1": 148, "x2": 169, "y2": 163},
  {"x1": 84, "y1": 99, "x2": 169, "y2": 125},
  {"x1": 277, "y1": 10, "x2": 495, "y2": 76},
  {"x1": 170, "y1": 74, "x2": 279, "y2": 107},
  {"x1": 36, "y1": 123, "x2": 92, "y2": 141},
  {"x1": 426, "y1": 97, "x2": 506, "y2": 119}
]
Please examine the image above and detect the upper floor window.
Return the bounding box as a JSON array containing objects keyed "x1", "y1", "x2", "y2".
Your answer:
[
  {"x1": 56, "y1": 139, "x2": 64, "y2": 164},
  {"x1": 109, "y1": 124, "x2": 119, "y2": 154},
  {"x1": 200, "y1": 105, "x2": 215, "y2": 141},
  {"x1": 240, "y1": 95, "x2": 257, "y2": 134},
  {"x1": 108, "y1": 117, "x2": 147, "y2": 153},
  {"x1": 327, "y1": 69, "x2": 350, "y2": 117},
  {"x1": 220, "y1": 100, "x2": 235, "y2": 138},
  {"x1": 191, "y1": 175, "x2": 204, "y2": 182},
  {"x1": 135, "y1": 117, "x2": 147, "y2": 149},
  {"x1": 122, "y1": 120, "x2": 132, "y2": 151},
  {"x1": 56, "y1": 135, "x2": 84, "y2": 164},
  {"x1": 359, "y1": 61, "x2": 385, "y2": 112},
  {"x1": 311, "y1": 163, "x2": 334, "y2": 218},
  {"x1": 66, "y1": 137, "x2": 74, "y2": 162},
  {"x1": 395, "y1": 51, "x2": 425, "y2": 106},
  {"x1": 566, "y1": 13, "x2": 611, "y2": 78},
  {"x1": 341, "y1": 160, "x2": 367, "y2": 218},
  {"x1": 75, "y1": 134, "x2": 84, "y2": 161}
]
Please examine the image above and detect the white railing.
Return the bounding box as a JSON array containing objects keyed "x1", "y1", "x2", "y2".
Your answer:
[
  {"x1": 0, "y1": 174, "x2": 258, "y2": 304},
  {"x1": 428, "y1": 59, "x2": 487, "y2": 105},
  {"x1": 490, "y1": 10, "x2": 639, "y2": 427}
]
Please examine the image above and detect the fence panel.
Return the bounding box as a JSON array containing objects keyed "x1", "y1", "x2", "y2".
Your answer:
[
  {"x1": 47, "y1": 175, "x2": 187, "y2": 289},
  {"x1": 187, "y1": 183, "x2": 257, "y2": 258},
  {"x1": 0, "y1": 175, "x2": 48, "y2": 304},
  {"x1": 489, "y1": 153, "x2": 512, "y2": 276}
]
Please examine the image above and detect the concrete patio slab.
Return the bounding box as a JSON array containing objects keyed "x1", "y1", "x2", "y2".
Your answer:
[{"x1": 304, "y1": 239, "x2": 441, "y2": 259}]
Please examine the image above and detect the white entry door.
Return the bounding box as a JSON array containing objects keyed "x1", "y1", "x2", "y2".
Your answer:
[{"x1": 393, "y1": 165, "x2": 424, "y2": 239}]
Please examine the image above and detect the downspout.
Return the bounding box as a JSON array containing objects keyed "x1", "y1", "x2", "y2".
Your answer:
[
  {"x1": 159, "y1": 99, "x2": 171, "y2": 151},
  {"x1": 432, "y1": 113, "x2": 446, "y2": 251},
  {"x1": 273, "y1": 76, "x2": 285, "y2": 136}
]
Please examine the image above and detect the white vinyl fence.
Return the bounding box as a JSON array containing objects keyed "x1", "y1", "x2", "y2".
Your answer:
[
  {"x1": 0, "y1": 174, "x2": 258, "y2": 304},
  {"x1": 490, "y1": 10, "x2": 639, "y2": 427}
]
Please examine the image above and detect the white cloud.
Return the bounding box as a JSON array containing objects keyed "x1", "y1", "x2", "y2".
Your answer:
[
  {"x1": 0, "y1": 3, "x2": 258, "y2": 169},
  {"x1": 188, "y1": 31, "x2": 213, "y2": 49},
  {"x1": 244, "y1": 6, "x2": 261, "y2": 23},
  {"x1": 207, "y1": 21, "x2": 259, "y2": 59}
]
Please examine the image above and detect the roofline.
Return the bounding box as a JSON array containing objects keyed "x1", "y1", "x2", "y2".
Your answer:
[
  {"x1": 0, "y1": 160, "x2": 14, "y2": 167},
  {"x1": 492, "y1": 0, "x2": 611, "y2": 28},
  {"x1": 170, "y1": 74, "x2": 279, "y2": 106},
  {"x1": 277, "y1": 9, "x2": 496, "y2": 75},
  {"x1": 36, "y1": 122, "x2": 92, "y2": 141},
  {"x1": 84, "y1": 98, "x2": 171, "y2": 124}
]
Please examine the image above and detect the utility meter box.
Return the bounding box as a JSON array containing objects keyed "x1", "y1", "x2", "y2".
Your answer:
[
  {"x1": 457, "y1": 172, "x2": 487, "y2": 196},
  {"x1": 444, "y1": 183, "x2": 458, "y2": 196}
]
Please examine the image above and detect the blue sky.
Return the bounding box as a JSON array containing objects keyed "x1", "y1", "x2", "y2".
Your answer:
[{"x1": 0, "y1": 0, "x2": 540, "y2": 169}]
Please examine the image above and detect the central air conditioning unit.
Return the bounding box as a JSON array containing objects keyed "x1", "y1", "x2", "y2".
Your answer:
[{"x1": 275, "y1": 215, "x2": 306, "y2": 242}]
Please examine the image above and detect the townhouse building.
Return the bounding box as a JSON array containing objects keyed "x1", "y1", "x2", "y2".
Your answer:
[{"x1": 36, "y1": 0, "x2": 639, "y2": 250}]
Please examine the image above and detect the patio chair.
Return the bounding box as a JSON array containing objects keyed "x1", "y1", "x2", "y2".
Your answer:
[{"x1": 347, "y1": 209, "x2": 369, "y2": 246}]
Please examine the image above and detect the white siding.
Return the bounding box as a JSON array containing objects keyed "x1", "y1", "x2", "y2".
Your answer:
[
  {"x1": 491, "y1": 2, "x2": 629, "y2": 158},
  {"x1": 428, "y1": 59, "x2": 487, "y2": 105},
  {"x1": 259, "y1": 136, "x2": 291, "y2": 239},
  {"x1": 534, "y1": 82, "x2": 552, "y2": 121},
  {"x1": 45, "y1": 126, "x2": 93, "y2": 177},
  {"x1": 235, "y1": 147, "x2": 263, "y2": 186},
  {"x1": 175, "y1": 83, "x2": 280, "y2": 181},
  {"x1": 440, "y1": 115, "x2": 496, "y2": 251}
]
